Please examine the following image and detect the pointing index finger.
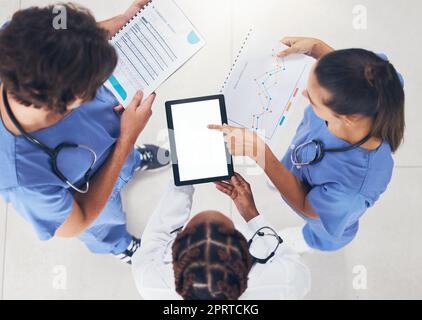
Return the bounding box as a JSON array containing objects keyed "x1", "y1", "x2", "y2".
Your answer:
[
  {"x1": 207, "y1": 124, "x2": 224, "y2": 131},
  {"x1": 208, "y1": 124, "x2": 239, "y2": 135}
]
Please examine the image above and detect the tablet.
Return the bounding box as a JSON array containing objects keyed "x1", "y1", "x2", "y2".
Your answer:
[{"x1": 166, "y1": 95, "x2": 234, "y2": 186}]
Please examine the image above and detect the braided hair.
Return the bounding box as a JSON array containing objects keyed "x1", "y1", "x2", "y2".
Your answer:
[{"x1": 172, "y1": 221, "x2": 253, "y2": 300}]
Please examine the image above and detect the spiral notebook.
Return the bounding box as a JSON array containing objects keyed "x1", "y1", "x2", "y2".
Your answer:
[
  {"x1": 222, "y1": 29, "x2": 314, "y2": 141},
  {"x1": 105, "y1": 0, "x2": 205, "y2": 107}
]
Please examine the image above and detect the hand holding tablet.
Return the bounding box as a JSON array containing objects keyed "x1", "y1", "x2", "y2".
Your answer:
[{"x1": 166, "y1": 95, "x2": 234, "y2": 186}]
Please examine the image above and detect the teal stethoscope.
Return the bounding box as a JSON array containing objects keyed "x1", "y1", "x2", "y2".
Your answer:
[{"x1": 2, "y1": 88, "x2": 97, "y2": 193}]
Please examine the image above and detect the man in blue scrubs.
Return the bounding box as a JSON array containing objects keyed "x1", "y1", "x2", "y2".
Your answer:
[{"x1": 0, "y1": 1, "x2": 168, "y2": 264}]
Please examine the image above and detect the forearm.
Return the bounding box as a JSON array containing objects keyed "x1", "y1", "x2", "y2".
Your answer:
[
  {"x1": 74, "y1": 139, "x2": 133, "y2": 226},
  {"x1": 262, "y1": 146, "x2": 319, "y2": 219},
  {"x1": 57, "y1": 78, "x2": 154, "y2": 238},
  {"x1": 138, "y1": 184, "x2": 195, "y2": 257},
  {"x1": 241, "y1": 206, "x2": 260, "y2": 223}
]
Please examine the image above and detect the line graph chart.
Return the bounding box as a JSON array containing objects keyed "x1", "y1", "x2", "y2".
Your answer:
[
  {"x1": 223, "y1": 33, "x2": 313, "y2": 141},
  {"x1": 252, "y1": 50, "x2": 285, "y2": 131}
]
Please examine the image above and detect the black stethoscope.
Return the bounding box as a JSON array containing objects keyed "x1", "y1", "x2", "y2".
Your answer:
[
  {"x1": 2, "y1": 88, "x2": 97, "y2": 193},
  {"x1": 248, "y1": 226, "x2": 283, "y2": 265},
  {"x1": 290, "y1": 132, "x2": 372, "y2": 168}
]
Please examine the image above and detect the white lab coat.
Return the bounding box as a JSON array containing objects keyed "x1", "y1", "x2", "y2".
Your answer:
[{"x1": 131, "y1": 183, "x2": 311, "y2": 300}]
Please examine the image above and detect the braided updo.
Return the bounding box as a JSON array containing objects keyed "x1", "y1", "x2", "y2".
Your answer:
[{"x1": 172, "y1": 221, "x2": 253, "y2": 300}]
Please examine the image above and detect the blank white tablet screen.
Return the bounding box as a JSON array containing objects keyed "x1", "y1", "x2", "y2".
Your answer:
[{"x1": 171, "y1": 99, "x2": 229, "y2": 182}]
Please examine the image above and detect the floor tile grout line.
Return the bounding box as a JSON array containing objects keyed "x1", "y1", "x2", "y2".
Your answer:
[
  {"x1": 395, "y1": 166, "x2": 422, "y2": 169},
  {"x1": 1, "y1": 203, "x2": 8, "y2": 300}
]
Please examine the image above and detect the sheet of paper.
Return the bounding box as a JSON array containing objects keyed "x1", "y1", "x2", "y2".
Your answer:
[
  {"x1": 105, "y1": 0, "x2": 205, "y2": 107},
  {"x1": 223, "y1": 30, "x2": 315, "y2": 144}
]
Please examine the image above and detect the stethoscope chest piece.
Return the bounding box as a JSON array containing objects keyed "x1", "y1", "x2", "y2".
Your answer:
[{"x1": 290, "y1": 134, "x2": 372, "y2": 168}]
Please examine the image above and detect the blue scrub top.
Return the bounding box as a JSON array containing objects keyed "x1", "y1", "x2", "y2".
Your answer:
[
  {"x1": 0, "y1": 86, "x2": 139, "y2": 241},
  {"x1": 281, "y1": 106, "x2": 394, "y2": 251}
]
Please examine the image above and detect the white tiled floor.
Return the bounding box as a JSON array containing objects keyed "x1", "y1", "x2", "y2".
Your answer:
[
  {"x1": 1, "y1": 0, "x2": 421, "y2": 300},
  {"x1": 0, "y1": 197, "x2": 7, "y2": 300},
  {"x1": 303, "y1": 168, "x2": 422, "y2": 300}
]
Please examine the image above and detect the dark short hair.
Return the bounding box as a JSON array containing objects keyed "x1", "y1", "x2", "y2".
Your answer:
[
  {"x1": 172, "y1": 221, "x2": 253, "y2": 300},
  {"x1": 315, "y1": 49, "x2": 405, "y2": 153},
  {"x1": 0, "y1": 3, "x2": 117, "y2": 113}
]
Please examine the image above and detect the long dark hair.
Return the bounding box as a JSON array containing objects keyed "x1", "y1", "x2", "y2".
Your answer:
[
  {"x1": 315, "y1": 49, "x2": 405, "y2": 152},
  {"x1": 172, "y1": 221, "x2": 253, "y2": 300}
]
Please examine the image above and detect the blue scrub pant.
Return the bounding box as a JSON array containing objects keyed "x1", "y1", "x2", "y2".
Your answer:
[{"x1": 77, "y1": 150, "x2": 141, "y2": 255}]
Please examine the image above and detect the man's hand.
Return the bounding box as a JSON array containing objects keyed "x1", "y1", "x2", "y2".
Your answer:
[
  {"x1": 123, "y1": 0, "x2": 151, "y2": 22},
  {"x1": 98, "y1": 1, "x2": 151, "y2": 38},
  {"x1": 115, "y1": 91, "x2": 155, "y2": 147},
  {"x1": 215, "y1": 173, "x2": 259, "y2": 222}
]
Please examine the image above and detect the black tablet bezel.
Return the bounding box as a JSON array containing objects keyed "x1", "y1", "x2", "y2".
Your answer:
[{"x1": 165, "y1": 94, "x2": 234, "y2": 186}]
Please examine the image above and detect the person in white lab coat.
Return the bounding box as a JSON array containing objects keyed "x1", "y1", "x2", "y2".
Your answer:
[{"x1": 131, "y1": 173, "x2": 311, "y2": 300}]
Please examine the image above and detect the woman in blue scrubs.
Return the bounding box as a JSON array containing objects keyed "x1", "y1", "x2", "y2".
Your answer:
[{"x1": 210, "y1": 37, "x2": 405, "y2": 252}]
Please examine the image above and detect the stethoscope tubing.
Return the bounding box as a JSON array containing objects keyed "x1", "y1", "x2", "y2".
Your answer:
[
  {"x1": 291, "y1": 134, "x2": 372, "y2": 168},
  {"x1": 2, "y1": 88, "x2": 96, "y2": 194}
]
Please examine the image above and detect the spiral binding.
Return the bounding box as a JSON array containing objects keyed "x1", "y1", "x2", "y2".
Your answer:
[
  {"x1": 221, "y1": 29, "x2": 253, "y2": 92},
  {"x1": 110, "y1": 2, "x2": 153, "y2": 42}
]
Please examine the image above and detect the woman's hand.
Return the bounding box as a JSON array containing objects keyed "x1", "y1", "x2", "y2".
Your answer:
[
  {"x1": 278, "y1": 37, "x2": 334, "y2": 60},
  {"x1": 116, "y1": 91, "x2": 155, "y2": 147},
  {"x1": 208, "y1": 124, "x2": 267, "y2": 165},
  {"x1": 215, "y1": 173, "x2": 259, "y2": 222}
]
